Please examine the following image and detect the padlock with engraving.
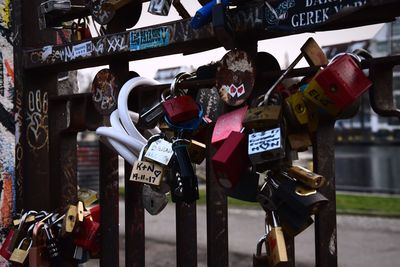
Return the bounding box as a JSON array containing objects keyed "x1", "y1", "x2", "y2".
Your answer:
[
  {"x1": 270, "y1": 173, "x2": 328, "y2": 216},
  {"x1": 212, "y1": 131, "x2": 249, "y2": 189},
  {"x1": 243, "y1": 104, "x2": 282, "y2": 131},
  {"x1": 161, "y1": 73, "x2": 200, "y2": 124},
  {"x1": 170, "y1": 140, "x2": 199, "y2": 203},
  {"x1": 286, "y1": 165, "x2": 326, "y2": 189},
  {"x1": 262, "y1": 38, "x2": 328, "y2": 105},
  {"x1": 248, "y1": 127, "x2": 286, "y2": 169},
  {"x1": 130, "y1": 143, "x2": 165, "y2": 186},
  {"x1": 9, "y1": 237, "x2": 33, "y2": 264},
  {"x1": 29, "y1": 222, "x2": 50, "y2": 267},
  {"x1": 144, "y1": 135, "x2": 174, "y2": 167},
  {"x1": 61, "y1": 204, "x2": 78, "y2": 236},
  {"x1": 74, "y1": 216, "x2": 100, "y2": 252},
  {"x1": 212, "y1": 105, "x2": 248, "y2": 147},
  {"x1": 313, "y1": 54, "x2": 372, "y2": 111},
  {"x1": 0, "y1": 228, "x2": 14, "y2": 260},
  {"x1": 303, "y1": 79, "x2": 339, "y2": 116},
  {"x1": 267, "y1": 211, "x2": 288, "y2": 267},
  {"x1": 253, "y1": 235, "x2": 271, "y2": 267},
  {"x1": 148, "y1": 0, "x2": 172, "y2": 15},
  {"x1": 142, "y1": 184, "x2": 169, "y2": 215}
]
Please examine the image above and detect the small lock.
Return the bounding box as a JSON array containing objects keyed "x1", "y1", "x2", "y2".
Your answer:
[
  {"x1": 142, "y1": 184, "x2": 169, "y2": 215},
  {"x1": 9, "y1": 237, "x2": 33, "y2": 264},
  {"x1": 61, "y1": 204, "x2": 78, "y2": 236},
  {"x1": 252, "y1": 235, "x2": 270, "y2": 267},
  {"x1": 287, "y1": 132, "x2": 312, "y2": 152},
  {"x1": 211, "y1": 105, "x2": 248, "y2": 147},
  {"x1": 144, "y1": 135, "x2": 174, "y2": 166},
  {"x1": 43, "y1": 223, "x2": 61, "y2": 261},
  {"x1": 284, "y1": 91, "x2": 309, "y2": 127},
  {"x1": 248, "y1": 127, "x2": 286, "y2": 169},
  {"x1": 303, "y1": 79, "x2": 340, "y2": 116},
  {"x1": 77, "y1": 201, "x2": 84, "y2": 223},
  {"x1": 74, "y1": 217, "x2": 100, "y2": 252},
  {"x1": 78, "y1": 188, "x2": 98, "y2": 208},
  {"x1": 212, "y1": 131, "x2": 249, "y2": 189},
  {"x1": 267, "y1": 211, "x2": 288, "y2": 267},
  {"x1": 287, "y1": 165, "x2": 326, "y2": 189},
  {"x1": 276, "y1": 203, "x2": 314, "y2": 237},
  {"x1": 186, "y1": 139, "x2": 207, "y2": 165},
  {"x1": 243, "y1": 105, "x2": 282, "y2": 131},
  {"x1": 130, "y1": 141, "x2": 165, "y2": 186}
]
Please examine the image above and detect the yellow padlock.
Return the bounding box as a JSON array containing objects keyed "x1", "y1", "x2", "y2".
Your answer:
[{"x1": 303, "y1": 79, "x2": 340, "y2": 116}]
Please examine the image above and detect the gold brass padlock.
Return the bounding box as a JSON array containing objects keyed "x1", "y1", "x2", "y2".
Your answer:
[
  {"x1": 78, "y1": 188, "x2": 98, "y2": 208},
  {"x1": 187, "y1": 140, "x2": 207, "y2": 165},
  {"x1": 267, "y1": 211, "x2": 288, "y2": 267},
  {"x1": 61, "y1": 204, "x2": 78, "y2": 236},
  {"x1": 288, "y1": 165, "x2": 325, "y2": 189},
  {"x1": 9, "y1": 238, "x2": 32, "y2": 264},
  {"x1": 243, "y1": 105, "x2": 282, "y2": 131},
  {"x1": 77, "y1": 201, "x2": 84, "y2": 223}
]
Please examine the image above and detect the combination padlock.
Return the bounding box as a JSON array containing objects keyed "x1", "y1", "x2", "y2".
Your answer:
[
  {"x1": 43, "y1": 223, "x2": 61, "y2": 261},
  {"x1": 212, "y1": 131, "x2": 249, "y2": 189}
]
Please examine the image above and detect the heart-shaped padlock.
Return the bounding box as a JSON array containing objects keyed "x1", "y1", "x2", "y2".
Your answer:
[{"x1": 142, "y1": 184, "x2": 169, "y2": 215}]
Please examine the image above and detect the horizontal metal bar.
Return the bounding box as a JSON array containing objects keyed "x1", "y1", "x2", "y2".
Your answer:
[{"x1": 23, "y1": 0, "x2": 400, "y2": 72}]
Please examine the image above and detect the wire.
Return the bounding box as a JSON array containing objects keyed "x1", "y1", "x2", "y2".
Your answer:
[{"x1": 96, "y1": 77, "x2": 161, "y2": 164}]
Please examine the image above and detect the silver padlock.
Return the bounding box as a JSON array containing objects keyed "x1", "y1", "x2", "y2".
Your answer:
[{"x1": 142, "y1": 183, "x2": 169, "y2": 215}]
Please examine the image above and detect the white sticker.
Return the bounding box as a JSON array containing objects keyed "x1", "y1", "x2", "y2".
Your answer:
[
  {"x1": 73, "y1": 41, "x2": 92, "y2": 58},
  {"x1": 248, "y1": 128, "x2": 281, "y2": 155},
  {"x1": 145, "y1": 139, "x2": 174, "y2": 166},
  {"x1": 226, "y1": 84, "x2": 245, "y2": 97},
  {"x1": 130, "y1": 161, "x2": 164, "y2": 186}
]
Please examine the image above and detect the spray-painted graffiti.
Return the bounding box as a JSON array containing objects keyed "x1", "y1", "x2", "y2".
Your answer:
[
  {"x1": 26, "y1": 90, "x2": 48, "y2": 150},
  {"x1": 0, "y1": 0, "x2": 14, "y2": 259}
]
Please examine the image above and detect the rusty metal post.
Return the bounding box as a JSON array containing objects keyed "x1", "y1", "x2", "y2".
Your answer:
[
  {"x1": 176, "y1": 202, "x2": 197, "y2": 267},
  {"x1": 313, "y1": 121, "x2": 338, "y2": 267}
]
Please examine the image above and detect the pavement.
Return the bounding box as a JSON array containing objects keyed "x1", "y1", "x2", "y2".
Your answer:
[{"x1": 87, "y1": 200, "x2": 399, "y2": 267}]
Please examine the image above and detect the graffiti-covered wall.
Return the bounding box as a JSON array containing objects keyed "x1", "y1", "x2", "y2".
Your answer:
[{"x1": 0, "y1": 0, "x2": 15, "y2": 255}]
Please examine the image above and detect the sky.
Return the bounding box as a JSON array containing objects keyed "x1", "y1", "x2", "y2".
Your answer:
[{"x1": 78, "y1": 2, "x2": 384, "y2": 91}]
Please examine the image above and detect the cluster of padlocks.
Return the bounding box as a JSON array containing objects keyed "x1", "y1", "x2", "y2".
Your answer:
[
  {"x1": 94, "y1": 37, "x2": 372, "y2": 266},
  {"x1": 0, "y1": 189, "x2": 99, "y2": 265}
]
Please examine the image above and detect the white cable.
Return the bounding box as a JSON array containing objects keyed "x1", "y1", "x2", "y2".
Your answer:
[{"x1": 96, "y1": 76, "x2": 161, "y2": 164}]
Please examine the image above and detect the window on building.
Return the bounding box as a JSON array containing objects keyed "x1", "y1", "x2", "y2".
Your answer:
[
  {"x1": 376, "y1": 41, "x2": 388, "y2": 53},
  {"x1": 394, "y1": 76, "x2": 400, "y2": 92}
]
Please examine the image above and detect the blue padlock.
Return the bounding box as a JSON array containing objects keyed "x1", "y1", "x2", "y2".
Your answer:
[{"x1": 191, "y1": 0, "x2": 230, "y2": 29}]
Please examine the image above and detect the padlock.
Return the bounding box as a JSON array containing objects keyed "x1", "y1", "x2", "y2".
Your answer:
[
  {"x1": 270, "y1": 174, "x2": 328, "y2": 216},
  {"x1": 170, "y1": 140, "x2": 199, "y2": 203},
  {"x1": 256, "y1": 178, "x2": 282, "y2": 212},
  {"x1": 191, "y1": 0, "x2": 229, "y2": 29},
  {"x1": 252, "y1": 235, "x2": 271, "y2": 267},
  {"x1": 144, "y1": 135, "x2": 174, "y2": 166},
  {"x1": 284, "y1": 91, "x2": 309, "y2": 127},
  {"x1": 61, "y1": 204, "x2": 78, "y2": 236},
  {"x1": 74, "y1": 216, "x2": 100, "y2": 252},
  {"x1": 78, "y1": 188, "x2": 98, "y2": 208},
  {"x1": 248, "y1": 127, "x2": 286, "y2": 168},
  {"x1": 9, "y1": 211, "x2": 38, "y2": 253},
  {"x1": 287, "y1": 165, "x2": 326, "y2": 189},
  {"x1": 130, "y1": 143, "x2": 165, "y2": 186},
  {"x1": 242, "y1": 105, "x2": 282, "y2": 131},
  {"x1": 0, "y1": 228, "x2": 14, "y2": 260},
  {"x1": 187, "y1": 139, "x2": 207, "y2": 164},
  {"x1": 262, "y1": 37, "x2": 328, "y2": 105},
  {"x1": 90, "y1": 205, "x2": 100, "y2": 223},
  {"x1": 43, "y1": 223, "x2": 61, "y2": 261},
  {"x1": 148, "y1": 0, "x2": 172, "y2": 15},
  {"x1": 161, "y1": 73, "x2": 200, "y2": 124},
  {"x1": 276, "y1": 202, "x2": 314, "y2": 237},
  {"x1": 77, "y1": 201, "x2": 84, "y2": 223},
  {"x1": 267, "y1": 211, "x2": 288, "y2": 266},
  {"x1": 139, "y1": 95, "x2": 170, "y2": 129},
  {"x1": 303, "y1": 79, "x2": 340, "y2": 116},
  {"x1": 313, "y1": 54, "x2": 372, "y2": 110},
  {"x1": 212, "y1": 131, "x2": 249, "y2": 189},
  {"x1": 29, "y1": 222, "x2": 50, "y2": 267},
  {"x1": 163, "y1": 104, "x2": 205, "y2": 133},
  {"x1": 287, "y1": 132, "x2": 312, "y2": 152},
  {"x1": 216, "y1": 50, "x2": 255, "y2": 106},
  {"x1": 142, "y1": 184, "x2": 169, "y2": 215},
  {"x1": 9, "y1": 237, "x2": 33, "y2": 264},
  {"x1": 211, "y1": 105, "x2": 248, "y2": 147},
  {"x1": 224, "y1": 166, "x2": 259, "y2": 202}
]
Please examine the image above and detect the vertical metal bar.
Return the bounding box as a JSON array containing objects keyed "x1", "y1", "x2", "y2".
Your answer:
[
  {"x1": 313, "y1": 121, "x2": 338, "y2": 267},
  {"x1": 285, "y1": 237, "x2": 295, "y2": 267},
  {"x1": 206, "y1": 144, "x2": 229, "y2": 267},
  {"x1": 176, "y1": 202, "x2": 198, "y2": 267},
  {"x1": 99, "y1": 141, "x2": 120, "y2": 266}
]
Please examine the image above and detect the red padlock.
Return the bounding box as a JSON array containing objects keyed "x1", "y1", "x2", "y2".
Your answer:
[
  {"x1": 89, "y1": 205, "x2": 100, "y2": 223},
  {"x1": 74, "y1": 217, "x2": 100, "y2": 253},
  {"x1": 0, "y1": 228, "x2": 14, "y2": 260},
  {"x1": 162, "y1": 95, "x2": 200, "y2": 124},
  {"x1": 211, "y1": 105, "x2": 248, "y2": 148},
  {"x1": 212, "y1": 131, "x2": 249, "y2": 189},
  {"x1": 313, "y1": 55, "x2": 372, "y2": 109}
]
